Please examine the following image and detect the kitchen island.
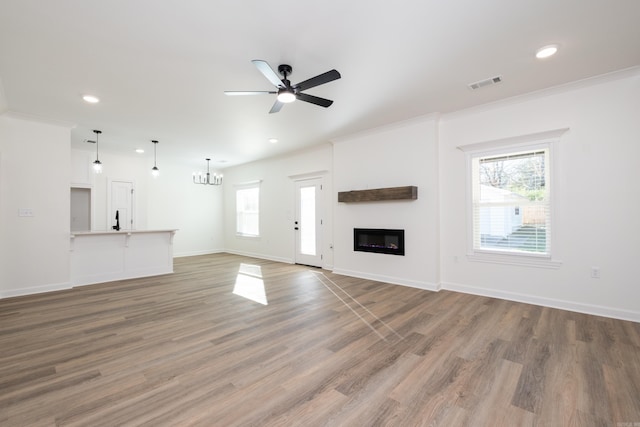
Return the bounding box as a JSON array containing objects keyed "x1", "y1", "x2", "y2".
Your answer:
[{"x1": 70, "y1": 229, "x2": 177, "y2": 286}]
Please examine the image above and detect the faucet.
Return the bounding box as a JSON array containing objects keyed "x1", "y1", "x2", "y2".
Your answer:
[{"x1": 113, "y1": 210, "x2": 120, "y2": 231}]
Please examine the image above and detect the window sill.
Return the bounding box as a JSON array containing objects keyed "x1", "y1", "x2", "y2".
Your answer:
[
  {"x1": 467, "y1": 251, "x2": 562, "y2": 269},
  {"x1": 236, "y1": 233, "x2": 260, "y2": 240}
]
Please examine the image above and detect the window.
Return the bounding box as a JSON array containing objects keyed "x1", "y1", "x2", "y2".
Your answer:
[
  {"x1": 458, "y1": 128, "x2": 567, "y2": 268},
  {"x1": 471, "y1": 147, "x2": 550, "y2": 255},
  {"x1": 236, "y1": 183, "x2": 260, "y2": 237}
]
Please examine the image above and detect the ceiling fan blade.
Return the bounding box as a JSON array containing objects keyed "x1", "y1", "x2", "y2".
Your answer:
[
  {"x1": 294, "y1": 69, "x2": 341, "y2": 91},
  {"x1": 252, "y1": 60, "x2": 285, "y2": 88},
  {"x1": 269, "y1": 100, "x2": 284, "y2": 114},
  {"x1": 224, "y1": 91, "x2": 276, "y2": 96},
  {"x1": 296, "y1": 93, "x2": 334, "y2": 108}
]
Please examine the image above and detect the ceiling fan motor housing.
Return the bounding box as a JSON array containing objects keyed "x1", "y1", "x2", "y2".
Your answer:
[{"x1": 278, "y1": 64, "x2": 293, "y2": 78}]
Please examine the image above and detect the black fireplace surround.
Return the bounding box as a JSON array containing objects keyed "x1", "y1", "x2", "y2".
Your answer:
[{"x1": 354, "y1": 228, "x2": 405, "y2": 256}]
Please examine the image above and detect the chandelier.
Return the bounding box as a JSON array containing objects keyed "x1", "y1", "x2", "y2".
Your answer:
[{"x1": 193, "y1": 158, "x2": 223, "y2": 185}]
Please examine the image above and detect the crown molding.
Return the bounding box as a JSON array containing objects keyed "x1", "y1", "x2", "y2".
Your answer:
[
  {"x1": 331, "y1": 112, "x2": 440, "y2": 145},
  {"x1": 1, "y1": 110, "x2": 77, "y2": 129}
]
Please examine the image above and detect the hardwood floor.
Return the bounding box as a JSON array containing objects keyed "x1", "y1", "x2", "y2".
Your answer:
[{"x1": 1, "y1": 253, "x2": 639, "y2": 426}]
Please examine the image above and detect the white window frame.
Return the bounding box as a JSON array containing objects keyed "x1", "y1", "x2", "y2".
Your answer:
[
  {"x1": 235, "y1": 181, "x2": 261, "y2": 238},
  {"x1": 458, "y1": 128, "x2": 568, "y2": 269}
]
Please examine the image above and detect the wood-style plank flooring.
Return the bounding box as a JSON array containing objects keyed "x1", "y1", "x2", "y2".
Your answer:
[{"x1": 1, "y1": 253, "x2": 639, "y2": 426}]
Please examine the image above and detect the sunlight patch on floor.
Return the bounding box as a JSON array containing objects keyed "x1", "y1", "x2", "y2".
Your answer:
[{"x1": 233, "y1": 263, "x2": 268, "y2": 305}]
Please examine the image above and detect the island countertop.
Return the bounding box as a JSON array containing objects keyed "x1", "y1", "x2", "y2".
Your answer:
[{"x1": 71, "y1": 229, "x2": 178, "y2": 237}]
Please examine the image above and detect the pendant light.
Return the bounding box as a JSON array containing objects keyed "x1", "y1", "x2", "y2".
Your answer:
[
  {"x1": 151, "y1": 140, "x2": 159, "y2": 177},
  {"x1": 92, "y1": 130, "x2": 103, "y2": 173}
]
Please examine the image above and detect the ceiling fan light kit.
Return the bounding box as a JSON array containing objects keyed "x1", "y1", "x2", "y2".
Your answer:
[
  {"x1": 277, "y1": 89, "x2": 296, "y2": 103},
  {"x1": 225, "y1": 60, "x2": 341, "y2": 113}
]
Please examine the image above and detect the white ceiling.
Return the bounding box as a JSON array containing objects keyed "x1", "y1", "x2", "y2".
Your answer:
[{"x1": 1, "y1": 0, "x2": 639, "y2": 169}]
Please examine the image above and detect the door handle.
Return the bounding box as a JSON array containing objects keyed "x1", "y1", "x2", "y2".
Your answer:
[{"x1": 294, "y1": 227, "x2": 299, "y2": 230}]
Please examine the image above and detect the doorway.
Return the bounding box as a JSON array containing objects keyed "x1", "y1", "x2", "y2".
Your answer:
[
  {"x1": 70, "y1": 187, "x2": 91, "y2": 231},
  {"x1": 109, "y1": 180, "x2": 134, "y2": 230},
  {"x1": 294, "y1": 177, "x2": 323, "y2": 267}
]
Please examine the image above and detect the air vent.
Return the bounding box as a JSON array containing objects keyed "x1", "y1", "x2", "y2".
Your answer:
[{"x1": 468, "y1": 75, "x2": 502, "y2": 90}]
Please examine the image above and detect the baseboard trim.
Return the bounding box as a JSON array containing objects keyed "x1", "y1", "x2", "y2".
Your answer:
[
  {"x1": 224, "y1": 249, "x2": 294, "y2": 265},
  {"x1": 332, "y1": 268, "x2": 440, "y2": 292},
  {"x1": 174, "y1": 249, "x2": 225, "y2": 258},
  {"x1": 441, "y1": 281, "x2": 640, "y2": 323},
  {"x1": 0, "y1": 281, "x2": 72, "y2": 299}
]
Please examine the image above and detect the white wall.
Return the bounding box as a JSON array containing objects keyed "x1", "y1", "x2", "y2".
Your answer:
[
  {"x1": 0, "y1": 114, "x2": 71, "y2": 297},
  {"x1": 146, "y1": 159, "x2": 224, "y2": 257},
  {"x1": 222, "y1": 143, "x2": 333, "y2": 267},
  {"x1": 332, "y1": 115, "x2": 440, "y2": 290},
  {"x1": 439, "y1": 69, "x2": 640, "y2": 321}
]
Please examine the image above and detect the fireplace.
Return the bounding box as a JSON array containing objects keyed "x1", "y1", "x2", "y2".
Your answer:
[{"x1": 354, "y1": 228, "x2": 405, "y2": 256}]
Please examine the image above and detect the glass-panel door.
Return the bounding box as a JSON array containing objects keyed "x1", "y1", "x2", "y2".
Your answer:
[{"x1": 294, "y1": 178, "x2": 323, "y2": 267}]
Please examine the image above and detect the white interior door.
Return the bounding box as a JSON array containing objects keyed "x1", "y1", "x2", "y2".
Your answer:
[
  {"x1": 110, "y1": 180, "x2": 133, "y2": 230},
  {"x1": 294, "y1": 178, "x2": 323, "y2": 267}
]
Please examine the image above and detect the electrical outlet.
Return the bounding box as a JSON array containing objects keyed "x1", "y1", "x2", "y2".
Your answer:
[
  {"x1": 591, "y1": 267, "x2": 600, "y2": 279},
  {"x1": 18, "y1": 208, "x2": 34, "y2": 217}
]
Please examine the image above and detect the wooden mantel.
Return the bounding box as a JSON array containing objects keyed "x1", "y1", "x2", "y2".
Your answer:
[{"x1": 338, "y1": 186, "x2": 418, "y2": 203}]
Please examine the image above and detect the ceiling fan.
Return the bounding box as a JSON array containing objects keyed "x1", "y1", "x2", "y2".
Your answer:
[{"x1": 224, "y1": 60, "x2": 341, "y2": 113}]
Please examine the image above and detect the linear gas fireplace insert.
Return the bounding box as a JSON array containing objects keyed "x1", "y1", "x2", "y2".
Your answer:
[{"x1": 354, "y1": 228, "x2": 405, "y2": 256}]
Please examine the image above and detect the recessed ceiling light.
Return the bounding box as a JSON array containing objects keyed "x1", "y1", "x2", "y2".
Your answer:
[
  {"x1": 536, "y1": 44, "x2": 559, "y2": 59},
  {"x1": 82, "y1": 94, "x2": 100, "y2": 103},
  {"x1": 268, "y1": 138, "x2": 278, "y2": 143},
  {"x1": 135, "y1": 149, "x2": 144, "y2": 154}
]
